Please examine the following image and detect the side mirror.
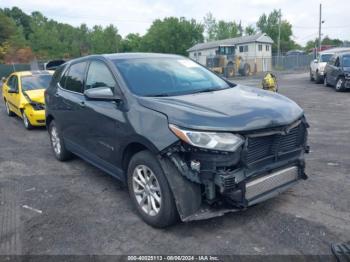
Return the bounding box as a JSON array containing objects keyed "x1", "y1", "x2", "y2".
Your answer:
[
  {"x1": 84, "y1": 87, "x2": 120, "y2": 101},
  {"x1": 313, "y1": 59, "x2": 318, "y2": 63},
  {"x1": 1, "y1": 77, "x2": 6, "y2": 83}
]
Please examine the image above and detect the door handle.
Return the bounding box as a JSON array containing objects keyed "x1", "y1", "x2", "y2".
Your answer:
[
  {"x1": 54, "y1": 93, "x2": 60, "y2": 97},
  {"x1": 79, "y1": 101, "x2": 85, "y2": 107}
]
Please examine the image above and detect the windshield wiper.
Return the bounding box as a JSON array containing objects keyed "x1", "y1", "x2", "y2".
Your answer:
[
  {"x1": 146, "y1": 93, "x2": 172, "y2": 97},
  {"x1": 190, "y1": 88, "x2": 220, "y2": 94}
]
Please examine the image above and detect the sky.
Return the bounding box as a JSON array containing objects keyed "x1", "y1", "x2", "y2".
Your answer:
[{"x1": 1, "y1": 0, "x2": 349, "y2": 46}]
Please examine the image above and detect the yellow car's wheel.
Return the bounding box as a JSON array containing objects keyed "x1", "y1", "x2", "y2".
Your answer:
[
  {"x1": 5, "y1": 101, "x2": 15, "y2": 117},
  {"x1": 22, "y1": 110, "x2": 34, "y2": 130}
]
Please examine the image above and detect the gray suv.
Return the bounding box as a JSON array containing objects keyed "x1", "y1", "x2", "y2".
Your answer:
[{"x1": 45, "y1": 53, "x2": 309, "y2": 227}]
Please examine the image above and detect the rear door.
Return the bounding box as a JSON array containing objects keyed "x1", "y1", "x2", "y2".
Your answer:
[{"x1": 54, "y1": 61, "x2": 88, "y2": 148}]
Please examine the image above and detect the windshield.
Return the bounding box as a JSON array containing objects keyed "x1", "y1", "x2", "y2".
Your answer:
[
  {"x1": 320, "y1": 54, "x2": 332, "y2": 62},
  {"x1": 21, "y1": 74, "x2": 52, "y2": 91},
  {"x1": 342, "y1": 55, "x2": 350, "y2": 67},
  {"x1": 113, "y1": 57, "x2": 232, "y2": 96}
]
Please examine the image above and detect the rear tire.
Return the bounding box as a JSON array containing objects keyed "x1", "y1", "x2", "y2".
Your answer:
[
  {"x1": 127, "y1": 150, "x2": 178, "y2": 228},
  {"x1": 335, "y1": 77, "x2": 345, "y2": 92},
  {"x1": 49, "y1": 121, "x2": 72, "y2": 161},
  {"x1": 5, "y1": 100, "x2": 15, "y2": 116}
]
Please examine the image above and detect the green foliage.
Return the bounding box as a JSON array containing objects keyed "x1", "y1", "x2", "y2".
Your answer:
[
  {"x1": 1, "y1": 6, "x2": 348, "y2": 62},
  {"x1": 121, "y1": 33, "x2": 142, "y2": 52},
  {"x1": 256, "y1": 9, "x2": 299, "y2": 53},
  {"x1": 245, "y1": 25, "x2": 256, "y2": 36},
  {"x1": 305, "y1": 36, "x2": 344, "y2": 52},
  {"x1": 142, "y1": 17, "x2": 204, "y2": 55},
  {"x1": 203, "y1": 13, "x2": 239, "y2": 40}
]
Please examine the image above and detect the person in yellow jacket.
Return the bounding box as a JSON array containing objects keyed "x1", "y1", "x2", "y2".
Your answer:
[{"x1": 262, "y1": 72, "x2": 278, "y2": 92}]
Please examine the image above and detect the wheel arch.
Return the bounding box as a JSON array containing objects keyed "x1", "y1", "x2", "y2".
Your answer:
[
  {"x1": 121, "y1": 139, "x2": 159, "y2": 174},
  {"x1": 46, "y1": 114, "x2": 54, "y2": 128}
]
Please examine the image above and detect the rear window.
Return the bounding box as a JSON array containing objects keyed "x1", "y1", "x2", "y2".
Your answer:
[
  {"x1": 21, "y1": 75, "x2": 52, "y2": 91},
  {"x1": 60, "y1": 62, "x2": 87, "y2": 93}
]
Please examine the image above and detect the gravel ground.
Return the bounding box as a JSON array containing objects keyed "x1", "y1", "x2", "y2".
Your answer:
[{"x1": 0, "y1": 72, "x2": 349, "y2": 257}]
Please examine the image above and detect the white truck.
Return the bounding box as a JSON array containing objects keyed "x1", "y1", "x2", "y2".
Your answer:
[{"x1": 310, "y1": 48, "x2": 350, "y2": 84}]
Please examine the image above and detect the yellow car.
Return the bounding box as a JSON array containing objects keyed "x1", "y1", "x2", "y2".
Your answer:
[{"x1": 2, "y1": 71, "x2": 53, "y2": 129}]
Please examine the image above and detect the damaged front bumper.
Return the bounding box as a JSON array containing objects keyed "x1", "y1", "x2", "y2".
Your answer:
[{"x1": 159, "y1": 118, "x2": 309, "y2": 222}]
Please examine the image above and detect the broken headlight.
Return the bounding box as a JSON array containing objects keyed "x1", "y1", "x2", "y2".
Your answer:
[
  {"x1": 30, "y1": 102, "x2": 45, "y2": 110},
  {"x1": 169, "y1": 124, "x2": 244, "y2": 152}
]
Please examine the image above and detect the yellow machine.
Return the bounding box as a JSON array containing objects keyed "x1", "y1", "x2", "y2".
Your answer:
[
  {"x1": 206, "y1": 45, "x2": 251, "y2": 78},
  {"x1": 262, "y1": 72, "x2": 278, "y2": 92},
  {"x1": 2, "y1": 71, "x2": 53, "y2": 129}
]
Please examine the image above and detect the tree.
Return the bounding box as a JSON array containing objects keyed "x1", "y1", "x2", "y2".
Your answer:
[
  {"x1": 215, "y1": 20, "x2": 239, "y2": 40},
  {"x1": 203, "y1": 12, "x2": 216, "y2": 41},
  {"x1": 142, "y1": 17, "x2": 204, "y2": 55},
  {"x1": 3, "y1": 7, "x2": 32, "y2": 39},
  {"x1": 89, "y1": 25, "x2": 122, "y2": 54},
  {"x1": 304, "y1": 36, "x2": 344, "y2": 52},
  {"x1": 245, "y1": 25, "x2": 256, "y2": 36},
  {"x1": 257, "y1": 10, "x2": 296, "y2": 53},
  {"x1": 203, "y1": 13, "x2": 239, "y2": 41},
  {"x1": 121, "y1": 33, "x2": 142, "y2": 52}
]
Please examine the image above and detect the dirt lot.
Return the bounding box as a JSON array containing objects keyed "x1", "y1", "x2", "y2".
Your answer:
[{"x1": 0, "y1": 72, "x2": 349, "y2": 256}]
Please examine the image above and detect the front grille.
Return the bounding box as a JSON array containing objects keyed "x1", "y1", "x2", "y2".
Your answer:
[
  {"x1": 245, "y1": 166, "x2": 299, "y2": 201},
  {"x1": 244, "y1": 122, "x2": 306, "y2": 167}
]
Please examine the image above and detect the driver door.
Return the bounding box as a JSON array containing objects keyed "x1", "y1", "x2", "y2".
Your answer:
[{"x1": 81, "y1": 59, "x2": 127, "y2": 167}]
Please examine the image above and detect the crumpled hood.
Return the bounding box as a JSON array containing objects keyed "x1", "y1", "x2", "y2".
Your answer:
[
  {"x1": 138, "y1": 85, "x2": 304, "y2": 132},
  {"x1": 24, "y1": 89, "x2": 45, "y2": 104}
]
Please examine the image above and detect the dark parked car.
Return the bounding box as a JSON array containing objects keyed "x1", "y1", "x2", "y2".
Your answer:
[
  {"x1": 45, "y1": 53, "x2": 309, "y2": 227},
  {"x1": 324, "y1": 52, "x2": 350, "y2": 91}
]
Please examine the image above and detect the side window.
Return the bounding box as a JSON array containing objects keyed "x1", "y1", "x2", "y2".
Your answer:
[
  {"x1": 63, "y1": 62, "x2": 87, "y2": 93},
  {"x1": 52, "y1": 65, "x2": 66, "y2": 86},
  {"x1": 335, "y1": 57, "x2": 340, "y2": 67},
  {"x1": 8, "y1": 75, "x2": 18, "y2": 91},
  {"x1": 85, "y1": 61, "x2": 116, "y2": 91}
]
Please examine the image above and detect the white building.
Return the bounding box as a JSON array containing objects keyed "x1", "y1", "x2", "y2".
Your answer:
[{"x1": 187, "y1": 33, "x2": 274, "y2": 72}]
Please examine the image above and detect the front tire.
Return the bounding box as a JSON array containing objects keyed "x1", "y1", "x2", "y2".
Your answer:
[
  {"x1": 5, "y1": 100, "x2": 15, "y2": 116},
  {"x1": 309, "y1": 69, "x2": 314, "y2": 81},
  {"x1": 22, "y1": 111, "x2": 33, "y2": 130},
  {"x1": 49, "y1": 121, "x2": 72, "y2": 161},
  {"x1": 324, "y1": 75, "x2": 330, "y2": 87},
  {"x1": 335, "y1": 77, "x2": 345, "y2": 92},
  {"x1": 127, "y1": 150, "x2": 178, "y2": 227},
  {"x1": 315, "y1": 71, "x2": 323, "y2": 84}
]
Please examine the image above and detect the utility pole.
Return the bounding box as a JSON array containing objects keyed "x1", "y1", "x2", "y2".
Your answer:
[
  {"x1": 318, "y1": 3, "x2": 322, "y2": 57},
  {"x1": 277, "y1": 9, "x2": 282, "y2": 65}
]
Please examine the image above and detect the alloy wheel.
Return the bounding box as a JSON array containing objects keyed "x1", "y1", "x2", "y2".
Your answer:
[
  {"x1": 23, "y1": 113, "x2": 29, "y2": 128},
  {"x1": 132, "y1": 165, "x2": 162, "y2": 216},
  {"x1": 50, "y1": 126, "x2": 61, "y2": 155},
  {"x1": 5, "y1": 102, "x2": 10, "y2": 115},
  {"x1": 336, "y1": 78, "x2": 343, "y2": 91}
]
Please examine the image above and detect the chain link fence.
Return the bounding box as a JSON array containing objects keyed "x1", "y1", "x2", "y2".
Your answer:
[{"x1": 205, "y1": 54, "x2": 314, "y2": 78}]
